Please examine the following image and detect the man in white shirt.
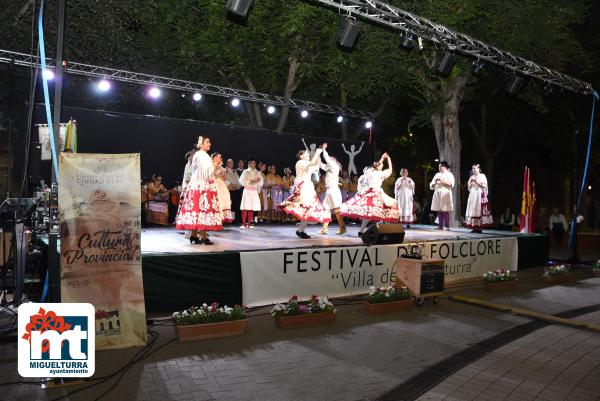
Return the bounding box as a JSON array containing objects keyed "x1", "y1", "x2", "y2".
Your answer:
[
  {"x1": 549, "y1": 207, "x2": 568, "y2": 244},
  {"x1": 225, "y1": 159, "x2": 242, "y2": 222}
]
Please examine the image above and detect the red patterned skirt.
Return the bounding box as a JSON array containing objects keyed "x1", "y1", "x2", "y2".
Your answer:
[
  {"x1": 175, "y1": 179, "x2": 223, "y2": 231},
  {"x1": 464, "y1": 192, "x2": 494, "y2": 229},
  {"x1": 221, "y1": 209, "x2": 233, "y2": 224},
  {"x1": 279, "y1": 181, "x2": 331, "y2": 223},
  {"x1": 340, "y1": 188, "x2": 400, "y2": 222}
]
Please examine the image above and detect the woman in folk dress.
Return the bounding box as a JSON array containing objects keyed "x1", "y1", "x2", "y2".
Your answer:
[
  {"x1": 280, "y1": 144, "x2": 331, "y2": 239},
  {"x1": 394, "y1": 168, "x2": 416, "y2": 226},
  {"x1": 429, "y1": 161, "x2": 455, "y2": 230},
  {"x1": 266, "y1": 164, "x2": 284, "y2": 222},
  {"x1": 212, "y1": 153, "x2": 234, "y2": 224},
  {"x1": 239, "y1": 157, "x2": 263, "y2": 229},
  {"x1": 175, "y1": 136, "x2": 222, "y2": 245},
  {"x1": 340, "y1": 153, "x2": 399, "y2": 236},
  {"x1": 464, "y1": 164, "x2": 494, "y2": 233}
]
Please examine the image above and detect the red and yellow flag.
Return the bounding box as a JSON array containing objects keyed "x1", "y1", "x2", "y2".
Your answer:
[{"x1": 520, "y1": 167, "x2": 537, "y2": 233}]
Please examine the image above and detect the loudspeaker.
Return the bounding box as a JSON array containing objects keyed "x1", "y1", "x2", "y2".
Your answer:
[
  {"x1": 226, "y1": 0, "x2": 253, "y2": 18},
  {"x1": 338, "y1": 18, "x2": 362, "y2": 49},
  {"x1": 434, "y1": 51, "x2": 456, "y2": 77},
  {"x1": 361, "y1": 223, "x2": 405, "y2": 245}
]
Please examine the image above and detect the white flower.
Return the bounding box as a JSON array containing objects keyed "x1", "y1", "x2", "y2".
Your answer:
[
  {"x1": 172, "y1": 312, "x2": 180, "y2": 318},
  {"x1": 182, "y1": 310, "x2": 188, "y2": 316},
  {"x1": 202, "y1": 303, "x2": 208, "y2": 308}
]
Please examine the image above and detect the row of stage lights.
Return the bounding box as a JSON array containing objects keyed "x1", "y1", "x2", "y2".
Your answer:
[{"x1": 42, "y1": 70, "x2": 374, "y2": 128}]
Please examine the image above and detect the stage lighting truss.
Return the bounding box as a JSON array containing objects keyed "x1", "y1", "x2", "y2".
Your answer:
[
  {"x1": 310, "y1": 0, "x2": 594, "y2": 95},
  {"x1": 0, "y1": 49, "x2": 374, "y2": 120}
]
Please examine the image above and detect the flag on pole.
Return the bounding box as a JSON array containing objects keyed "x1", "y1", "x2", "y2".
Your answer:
[{"x1": 520, "y1": 167, "x2": 536, "y2": 233}]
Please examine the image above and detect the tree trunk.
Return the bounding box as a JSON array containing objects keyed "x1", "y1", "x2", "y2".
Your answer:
[
  {"x1": 276, "y1": 55, "x2": 301, "y2": 133},
  {"x1": 242, "y1": 75, "x2": 263, "y2": 129}
]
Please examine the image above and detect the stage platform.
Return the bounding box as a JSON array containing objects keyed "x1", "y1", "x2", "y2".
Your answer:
[{"x1": 140, "y1": 224, "x2": 549, "y2": 314}]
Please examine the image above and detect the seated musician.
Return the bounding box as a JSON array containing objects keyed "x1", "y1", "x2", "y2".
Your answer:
[
  {"x1": 147, "y1": 175, "x2": 169, "y2": 201},
  {"x1": 145, "y1": 174, "x2": 170, "y2": 225}
]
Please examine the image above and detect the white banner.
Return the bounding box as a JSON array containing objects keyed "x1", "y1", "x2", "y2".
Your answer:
[{"x1": 241, "y1": 237, "x2": 518, "y2": 307}]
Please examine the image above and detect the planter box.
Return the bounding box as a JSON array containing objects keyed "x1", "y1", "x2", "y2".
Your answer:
[
  {"x1": 543, "y1": 274, "x2": 569, "y2": 285},
  {"x1": 484, "y1": 279, "x2": 518, "y2": 293},
  {"x1": 363, "y1": 299, "x2": 413, "y2": 315},
  {"x1": 175, "y1": 319, "x2": 248, "y2": 342},
  {"x1": 274, "y1": 311, "x2": 336, "y2": 330}
]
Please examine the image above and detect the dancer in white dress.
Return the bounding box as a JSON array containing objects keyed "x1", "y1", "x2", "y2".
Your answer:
[
  {"x1": 280, "y1": 144, "x2": 331, "y2": 239},
  {"x1": 394, "y1": 168, "x2": 416, "y2": 226},
  {"x1": 464, "y1": 164, "x2": 494, "y2": 232},
  {"x1": 429, "y1": 161, "x2": 455, "y2": 230},
  {"x1": 319, "y1": 147, "x2": 346, "y2": 235},
  {"x1": 212, "y1": 153, "x2": 233, "y2": 223},
  {"x1": 239, "y1": 157, "x2": 263, "y2": 229}
]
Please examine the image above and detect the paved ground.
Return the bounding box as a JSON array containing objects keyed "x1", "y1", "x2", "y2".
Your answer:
[{"x1": 1, "y1": 270, "x2": 600, "y2": 401}]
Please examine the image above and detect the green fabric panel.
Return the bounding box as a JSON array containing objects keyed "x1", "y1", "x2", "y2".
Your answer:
[{"x1": 142, "y1": 252, "x2": 242, "y2": 314}]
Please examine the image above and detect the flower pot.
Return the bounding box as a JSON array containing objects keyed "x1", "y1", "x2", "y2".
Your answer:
[
  {"x1": 543, "y1": 274, "x2": 569, "y2": 285},
  {"x1": 175, "y1": 319, "x2": 248, "y2": 342},
  {"x1": 274, "y1": 311, "x2": 336, "y2": 330},
  {"x1": 484, "y1": 279, "x2": 518, "y2": 293},
  {"x1": 363, "y1": 299, "x2": 413, "y2": 315}
]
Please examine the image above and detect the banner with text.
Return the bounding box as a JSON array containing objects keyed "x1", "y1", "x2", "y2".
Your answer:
[
  {"x1": 241, "y1": 237, "x2": 518, "y2": 306},
  {"x1": 59, "y1": 153, "x2": 146, "y2": 349}
]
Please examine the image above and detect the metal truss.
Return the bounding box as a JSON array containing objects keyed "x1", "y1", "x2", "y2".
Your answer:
[
  {"x1": 312, "y1": 0, "x2": 594, "y2": 95},
  {"x1": 0, "y1": 49, "x2": 374, "y2": 119}
]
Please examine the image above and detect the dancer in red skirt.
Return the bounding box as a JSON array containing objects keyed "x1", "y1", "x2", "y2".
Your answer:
[
  {"x1": 280, "y1": 143, "x2": 331, "y2": 239},
  {"x1": 340, "y1": 153, "x2": 399, "y2": 236},
  {"x1": 175, "y1": 136, "x2": 222, "y2": 245},
  {"x1": 464, "y1": 163, "x2": 494, "y2": 233}
]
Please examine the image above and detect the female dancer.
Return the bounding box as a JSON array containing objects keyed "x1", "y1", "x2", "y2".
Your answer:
[
  {"x1": 175, "y1": 136, "x2": 222, "y2": 245},
  {"x1": 429, "y1": 161, "x2": 455, "y2": 230},
  {"x1": 394, "y1": 168, "x2": 416, "y2": 227},
  {"x1": 258, "y1": 162, "x2": 269, "y2": 222},
  {"x1": 464, "y1": 164, "x2": 493, "y2": 233},
  {"x1": 280, "y1": 144, "x2": 331, "y2": 238},
  {"x1": 266, "y1": 164, "x2": 284, "y2": 222},
  {"x1": 340, "y1": 153, "x2": 399, "y2": 236},
  {"x1": 239, "y1": 157, "x2": 263, "y2": 229},
  {"x1": 212, "y1": 152, "x2": 234, "y2": 224},
  {"x1": 319, "y1": 148, "x2": 346, "y2": 235},
  {"x1": 180, "y1": 146, "x2": 197, "y2": 238}
]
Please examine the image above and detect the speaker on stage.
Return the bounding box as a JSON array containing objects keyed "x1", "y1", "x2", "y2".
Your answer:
[
  {"x1": 338, "y1": 18, "x2": 362, "y2": 49},
  {"x1": 361, "y1": 223, "x2": 405, "y2": 245},
  {"x1": 226, "y1": 0, "x2": 253, "y2": 18}
]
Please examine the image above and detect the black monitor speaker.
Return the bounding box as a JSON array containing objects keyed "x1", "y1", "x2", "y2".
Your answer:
[
  {"x1": 338, "y1": 18, "x2": 362, "y2": 49},
  {"x1": 361, "y1": 223, "x2": 405, "y2": 245},
  {"x1": 226, "y1": 0, "x2": 253, "y2": 18}
]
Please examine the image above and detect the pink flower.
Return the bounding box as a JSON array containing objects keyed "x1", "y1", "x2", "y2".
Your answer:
[
  {"x1": 298, "y1": 304, "x2": 308, "y2": 314},
  {"x1": 290, "y1": 295, "x2": 298, "y2": 302}
]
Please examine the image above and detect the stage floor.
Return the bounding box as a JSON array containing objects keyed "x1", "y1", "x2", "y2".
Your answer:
[{"x1": 141, "y1": 224, "x2": 530, "y2": 255}]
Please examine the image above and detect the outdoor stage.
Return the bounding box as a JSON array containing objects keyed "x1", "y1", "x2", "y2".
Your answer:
[{"x1": 140, "y1": 224, "x2": 549, "y2": 313}]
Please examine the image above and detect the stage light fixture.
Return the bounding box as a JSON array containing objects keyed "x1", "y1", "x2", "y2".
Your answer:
[
  {"x1": 43, "y1": 69, "x2": 55, "y2": 80},
  {"x1": 226, "y1": 0, "x2": 253, "y2": 18},
  {"x1": 193, "y1": 93, "x2": 202, "y2": 101},
  {"x1": 435, "y1": 158, "x2": 439, "y2": 162},
  {"x1": 300, "y1": 110, "x2": 309, "y2": 118},
  {"x1": 589, "y1": 185, "x2": 592, "y2": 190},
  {"x1": 399, "y1": 33, "x2": 414, "y2": 51},
  {"x1": 231, "y1": 98, "x2": 240, "y2": 107},
  {"x1": 148, "y1": 87, "x2": 161, "y2": 99},
  {"x1": 97, "y1": 79, "x2": 111, "y2": 92},
  {"x1": 365, "y1": 121, "x2": 372, "y2": 129},
  {"x1": 505, "y1": 75, "x2": 524, "y2": 95},
  {"x1": 472, "y1": 60, "x2": 485, "y2": 75},
  {"x1": 433, "y1": 51, "x2": 456, "y2": 77},
  {"x1": 338, "y1": 17, "x2": 362, "y2": 50},
  {"x1": 336, "y1": 115, "x2": 344, "y2": 123},
  {"x1": 267, "y1": 106, "x2": 276, "y2": 114}
]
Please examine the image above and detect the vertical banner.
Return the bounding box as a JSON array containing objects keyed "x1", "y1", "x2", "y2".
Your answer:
[{"x1": 59, "y1": 153, "x2": 146, "y2": 349}]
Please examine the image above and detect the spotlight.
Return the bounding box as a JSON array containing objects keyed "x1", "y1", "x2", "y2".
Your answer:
[
  {"x1": 433, "y1": 51, "x2": 456, "y2": 77},
  {"x1": 300, "y1": 110, "x2": 309, "y2": 118},
  {"x1": 336, "y1": 115, "x2": 344, "y2": 123},
  {"x1": 472, "y1": 60, "x2": 485, "y2": 75},
  {"x1": 399, "y1": 33, "x2": 414, "y2": 51},
  {"x1": 409, "y1": 133, "x2": 413, "y2": 137},
  {"x1": 193, "y1": 93, "x2": 202, "y2": 101},
  {"x1": 43, "y1": 69, "x2": 55, "y2": 80},
  {"x1": 267, "y1": 106, "x2": 276, "y2": 114},
  {"x1": 589, "y1": 185, "x2": 592, "y2": 190},
  {"x1": 148, "y1": 87, "x2": 161, "y2": 99},
  {"x1": 231, "y1": 98, "x2": 240, "y2": 107},
  {"x1": 505, "y1": 76, "x2": 524, "y2": 95},
  {"x1": 96, "y1": 79, "x2": 111, "y2": 92},
  {"x1": 365, "y1": 121, "x2": 372, "y2": 129},
  {"x1": 434, "y1": 158, "x2": 439, "y2": 162},
  {"x1": 338, "y1": 17, "x2": 362, "y2": 50},
  {"x1": 226, "y1": 0, "x2": 253, "y2": 18}
]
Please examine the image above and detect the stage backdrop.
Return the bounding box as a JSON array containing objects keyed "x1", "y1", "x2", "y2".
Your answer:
[
  {"x1": 34, "y1": 106, "x2": 375, "y2": 187},
  {"x1": 240, "y1": 237, "x2": 518, "y2": 307},
  {"x1": 59, "y1": 153, "x2": 147, "y2": 349}
]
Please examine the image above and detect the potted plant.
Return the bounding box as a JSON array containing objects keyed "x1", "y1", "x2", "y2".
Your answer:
[
  {"x1": 271, "y1": 295, "x2": 336, "y2": 329},
  {"x1": 363, "y1": 285, "x2": 412, "y2": 314},
  {"x1": 593, "y1": 261, "x2": 600, "y2": 277},
  {"x1": 543, "y1": 264, "x2": 569, "y2": 284},
  {"x1": 482, "y1": 269, "x2": 518, "y2": 292},
  {"x1": 172, "y1": 303, "x2": 247, "y2": 342}
]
